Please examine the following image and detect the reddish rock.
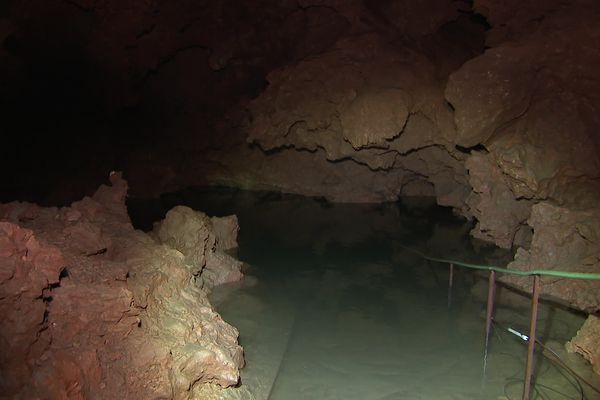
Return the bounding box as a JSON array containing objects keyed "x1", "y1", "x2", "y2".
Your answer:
[
  {"x1": 0, "y1": 222, "x2": 63, "y2": 396},
  {"x1": 0, "y1": 173, "x2": 245, "y2": 398}
]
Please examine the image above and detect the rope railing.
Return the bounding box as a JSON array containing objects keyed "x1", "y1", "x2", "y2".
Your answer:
[
  {"x1": 399, "y1": 244, "x2": 600, "y2": 280},
  {"x1": 399, "y1": 244, "x2": 600, "y2": 400}
]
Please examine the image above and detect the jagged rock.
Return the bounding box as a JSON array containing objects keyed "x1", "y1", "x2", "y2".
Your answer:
[
  {"x1": 464, "y1": 152, "x2": 533, "y2": 248},
  {"x1": 445, "y1": 0, "x2": 600, "y2": 240},
  {"x1": 204, "y1": 252, "x2": 244, "y2": 290},
  {"x1": 153, "y1": 206, "x2": 243, "y2": 288},
  {"x1": 567, "y1": 315, "x2": 600, "y2": 375},
  {"x1": 211, "y1": 215, "x2": 239, "y2": 252},
  {"x1": 154, "y1": 206, "x2": 215, "y2": 273},
  {"x1": 0, "y1": 173, "x2": 245, "y2": 398},
  {"x1": 229, "y1": 33, "x2": 470, "y2": 205},
  {"x1": 0, "y1": 222, "x2": 63, "y2": 396},
  {"x1": 339, "y1": 88, "x2": 410, "y2": 149},
  {"x1": 504, "y1": 202, "x2": 600, "y2": 312},
  {"x1": 1, "y1": 0, "x2": 600, "y2": 382},
  {"x1": 442, "y1": 3, "x2": 600, "y2": 366},
  {"x1": 445, "y1": 45, "x2": 536, "y2": 148}
]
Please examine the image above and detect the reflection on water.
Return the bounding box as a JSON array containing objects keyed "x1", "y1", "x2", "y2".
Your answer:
[{"x1": 129, "y1": 188, "x2": 598, "y2": 400}]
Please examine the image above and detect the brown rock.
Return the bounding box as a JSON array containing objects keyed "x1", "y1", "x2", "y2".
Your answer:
[
  {"x1": 0, "y1": 222, "x2": 63, "y2": 395},
  {"x1": 154, "y1": 206, "x2": 214, "y2": 272},
  {"x1": 211, "y1": 215, "x2": 239, "y2": 252},
  {"x1": 445, "y1": 45, "x2": 536, "y2": 148},
  {"x1": 464, "y1": 152, "x2": 533, "y2": 248},
  {"x1": 231, "y1": 33, "x2": 470, "y2": 205},
  {"x1": 1, "y1": 173, "x2": 245, "y2": 398},
  {"x1": 340, "y1": 88, "x2": 409, "y2": 149},
  {"x1": 154, "y1": 205, "x2": 243, "y2": 289},
  {"x1": 505, "y1": 202, "x2": 600, "y2": 312},
  {"x1": 567, "y1": 315, "x2": 600, "y2": 375}
]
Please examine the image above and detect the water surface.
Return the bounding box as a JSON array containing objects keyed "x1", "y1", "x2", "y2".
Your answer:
[{"x1": 129, "y1": 188, "x2": 597, "y2": 400}]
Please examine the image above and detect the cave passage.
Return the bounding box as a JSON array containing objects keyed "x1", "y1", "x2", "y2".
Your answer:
[{"x1": 130, "y1": 189, "x2": 594, "y2": 400}]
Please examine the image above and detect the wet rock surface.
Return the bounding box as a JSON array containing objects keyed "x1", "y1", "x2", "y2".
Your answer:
[
  {"x1": 0, "y1": 173, "x2": 244, "y2": 399},
  {"x1": 568, "y1": 315, "x2": 600, "y2": 376}
]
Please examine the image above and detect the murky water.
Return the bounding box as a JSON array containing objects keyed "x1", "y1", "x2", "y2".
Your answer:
[{"x1": 129, "y1": 188, "x2": 599, "y2": 400}]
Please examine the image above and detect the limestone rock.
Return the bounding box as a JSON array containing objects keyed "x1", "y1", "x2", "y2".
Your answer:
[
  {"x1": 0, "y1": 222, "x2": 63, "y2": 396},
  {"x1": 567, "y1": 315, "x2": 600, "y2": 375},
  {"x1": 0, "y1": 173, "x2": 245, "y2": 398},
  {"x1": 154, "y1": 206, "x2": 215, "y2": 272},
  {"x1": 204, "y1": 251, "x2": 244, "y2": 289},
  {"x1": 153, "y1": 206, "x2": 243, "y2": 288},
  {"x1": 445, "y1": 0, "x2": 600, "y2": 265},
  {"x1": 505, "y1": 202, "x2": 600, "y2": 312},
  {"x1": 211, "y1": 215, "x2": 239, "y2": 252},
  {"x1": 340, "y1": 88, "x2": 409, "y2": 149},
  {"x1": 445, "y1": 45, "x2": 536, "y2": 148},
  {"x1": 465, "y1": 152, "x2": 533, "y2": 249},
  {"x1": 239, "y1": 33, "x2": 469, "y2": 205}
]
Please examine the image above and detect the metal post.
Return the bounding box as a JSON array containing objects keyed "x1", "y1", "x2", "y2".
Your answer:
[
  {"x1": 522, "y1": 275, "x2": 541, "y2": 400},
  {"x1": 485, "y1": 270, "x2": 496, "y2": 340},
  {"x1": 481, "y1": 270, "x2": 497, "y2": 391},
  {"x1": 447, "y1": 263, "x2": 454, "y2": 308}
]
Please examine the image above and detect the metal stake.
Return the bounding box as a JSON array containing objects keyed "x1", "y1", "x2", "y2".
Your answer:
[
  {"x1": 485, "y1": 270, "x2": 496, "y2": 340},
  {"x1": 522, "y1": 275, "x2": 541, "y2": 400},
  {"x1": 447, "y1": 263, "x2": 454, "y2": 308},
  {"x1": 482, "y1": 270, "x2": 497, "y2": 390}
]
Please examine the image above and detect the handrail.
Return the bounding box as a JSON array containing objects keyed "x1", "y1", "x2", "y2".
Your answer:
[
  {"x1": 401, "y1": 243, "x2": 600, "y2": 400},
  {"x1": 398, "y1": 245, "x2": 600, "y2": 280}
]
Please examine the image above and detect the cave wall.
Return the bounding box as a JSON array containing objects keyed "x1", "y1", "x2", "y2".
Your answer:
[
  {"x1": 446, "y1": 0, "x2": 600, "y2": 312},
  {"x1": 2, "y1": 0, "x2": 600, "y2": 383},
  {"x1": 182, "y1": 0, "x2": 600, "y2": 321},
  {"x1": 0, "y1": 0, "x2": 353, "y2": 203},
  {"x1": 2, "y1": 0, "x2": 599, "y2": 322}
]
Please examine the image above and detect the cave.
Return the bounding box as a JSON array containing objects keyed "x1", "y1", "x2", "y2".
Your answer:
[{"x1": 1, "y1": 1, "x2": 600, "y2": 399}]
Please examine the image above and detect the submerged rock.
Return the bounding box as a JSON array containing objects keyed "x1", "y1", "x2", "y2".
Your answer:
[{"x1": 0, "y1": 173, "x2": 244, "y2": 399}]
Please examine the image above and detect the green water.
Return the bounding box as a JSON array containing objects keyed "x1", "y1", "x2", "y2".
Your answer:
[{"x1": 129, "y1": 188, "x2": 598, "y2": 400}]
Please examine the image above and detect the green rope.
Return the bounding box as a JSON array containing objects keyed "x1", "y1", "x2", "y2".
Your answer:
[{"x1": 398, "y1": 245, "x2": 600, "y2": 281}]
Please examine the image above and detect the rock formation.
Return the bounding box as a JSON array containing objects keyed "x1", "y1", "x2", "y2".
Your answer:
[
  {"x1": 1, "y1": 0, "x2": 599, "y2": 381},
  {"x1": 223, "y1": 32, "x2": 471, "y2": 208},
  {"x1": 0, "y1": 173, "x2": 244, "y2": 399},
  {"x1": 568, "y1": 315, "x2": 600, "y2": 376},
  {"x1": 153, "y1": 205, "x2": 243, "y2": 289},
  {"x1": 206, "y1": 0, "x2": 600, "y2": 370},
  {"x1": 445, "y1": 0, "x2": 600, "y2": 367}
]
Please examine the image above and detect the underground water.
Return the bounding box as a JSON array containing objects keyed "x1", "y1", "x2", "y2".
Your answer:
[{"x1": 129, "y1": 188, "x2": 600, "y2": 400}]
